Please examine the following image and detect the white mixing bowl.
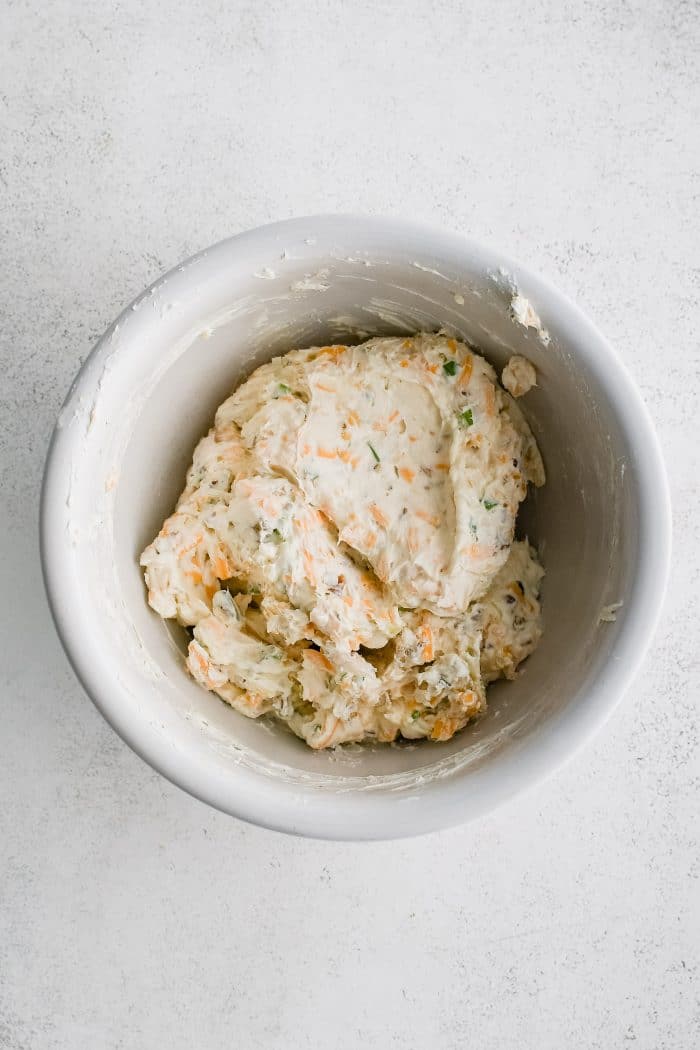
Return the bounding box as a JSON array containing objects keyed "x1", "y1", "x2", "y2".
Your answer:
[{"x1": 41, "y1": 216, "x2": 671, "y2": 839}]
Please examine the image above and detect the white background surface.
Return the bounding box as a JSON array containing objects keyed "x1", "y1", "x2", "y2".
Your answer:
[{"x1": 2, "y1": 2, "x2": 698, "y2": 1047}]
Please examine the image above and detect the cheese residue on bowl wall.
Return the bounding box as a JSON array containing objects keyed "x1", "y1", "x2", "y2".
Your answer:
[
  {"x1": 140, "y1": 334, "x2": 545, "y2": 749},
  {"x1": 510, "y1": 293, "x2": 551, "y2": 346}
]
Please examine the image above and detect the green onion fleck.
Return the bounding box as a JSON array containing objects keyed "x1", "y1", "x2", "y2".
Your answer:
[
  {"x1": 459, "y1": 407, "x2": 474, "y2": 427},
  {"x1": 277, "y1": 382, "x2": 291, "y2": 394},
  {"x1": 443, "y1": 360, "x2": 458, "y2": 376},
  {"x1": 367, "y1": 441, "x2": 380, "y2": 463},
  {"x1": 483, "y1": 499, "x2": 498, "y2": 511},
  {"x1": 270, "y1": 528, "x2": 283, "y2": 542},
  {"x1": 411, "y1": 710, "x2": 421, "y2": 721}
]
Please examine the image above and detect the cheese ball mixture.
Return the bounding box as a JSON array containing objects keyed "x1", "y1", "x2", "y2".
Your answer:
[
  {"x1": 141, "y1": 334, "x2": 545, "y2": 748},
  {"x1": 502, "y1": 354, "x2": 537, "y2": 398}
]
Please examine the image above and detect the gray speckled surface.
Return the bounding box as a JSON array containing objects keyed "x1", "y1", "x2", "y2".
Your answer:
[{"x1": 2, "y1": 2, "x2": 698, "y2": 1047}]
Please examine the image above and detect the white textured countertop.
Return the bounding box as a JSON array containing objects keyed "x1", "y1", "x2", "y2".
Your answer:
[{"x1": 2, "y1": 2, "x2": 698, "y2": 1047}]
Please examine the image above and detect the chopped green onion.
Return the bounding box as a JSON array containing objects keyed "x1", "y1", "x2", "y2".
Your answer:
[
  {"x1": 411, "y1": 710, "x2": 421, "y2": 721},
  {"x1": 443, "y1": 360, "x2": 458, "y2": 376},
  {"x1": 270, "y1": 528, "x2": 283, "y2": 542},
  {"x1": 482, "y1": 499, "x2": 498, "y2": 510},
  {"x1": 367, "y1": 441, "x2": 380, "y2": 463},
  {"x1": 278, "y1": 382, "x2": 292, "y2": 394},
  {"x1": 459, "y1": 407, "x2": 474, "y2": 427}
]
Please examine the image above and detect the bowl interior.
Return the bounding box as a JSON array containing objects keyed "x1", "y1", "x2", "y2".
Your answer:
[{"x1": 44, "y1": 218, "x2": 655, "y2": 834}]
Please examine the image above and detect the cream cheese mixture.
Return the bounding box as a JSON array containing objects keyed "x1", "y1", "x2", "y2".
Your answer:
[
  {"x1": 141, "y1": 334, "x2": 545, "y2": 748},
  {"x1": 501, "y1": 354, "x2": 537, "y2": 398}
]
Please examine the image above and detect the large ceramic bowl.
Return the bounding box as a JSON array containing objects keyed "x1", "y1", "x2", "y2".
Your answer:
[{"x1": 41, "y1": 216, "x2": 671, "y2": 839}]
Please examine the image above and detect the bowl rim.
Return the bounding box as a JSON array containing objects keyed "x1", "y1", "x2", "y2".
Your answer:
[{"x1": 40, "y1": 214, "x2": 672, "y2": 840}]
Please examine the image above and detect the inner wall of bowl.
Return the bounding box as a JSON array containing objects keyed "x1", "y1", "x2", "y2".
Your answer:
[{"x1": 114, "y1": 248, "x2": 635, "y2": 781}]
